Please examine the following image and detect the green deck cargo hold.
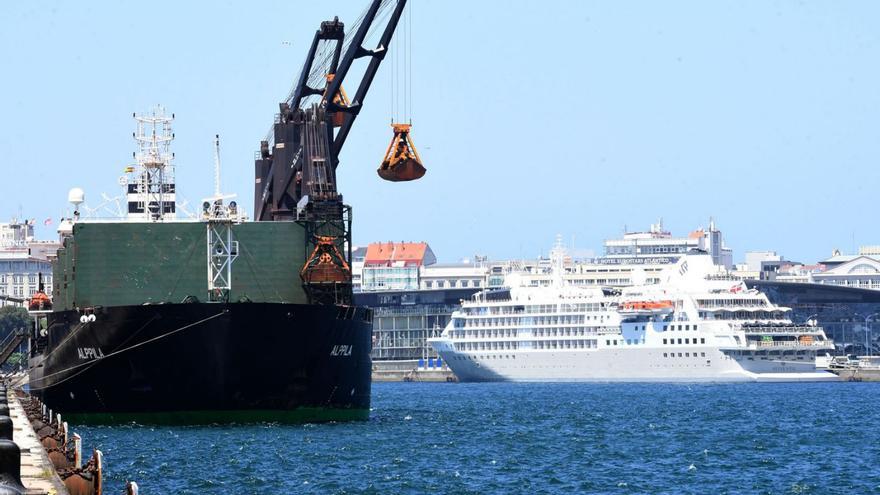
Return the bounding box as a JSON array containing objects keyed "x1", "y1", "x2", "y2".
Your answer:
[{"x1": 52, "y1": 221, "x2": 308, "y2": 309}]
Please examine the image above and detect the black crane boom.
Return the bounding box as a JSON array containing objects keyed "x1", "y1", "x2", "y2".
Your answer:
[{"x1": 254, "y1": 0, "x2": 408, "y2": 222}]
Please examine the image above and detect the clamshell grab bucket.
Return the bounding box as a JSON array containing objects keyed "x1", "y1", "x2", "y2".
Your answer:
[{"x1": 378, "y1": 123, "x2": 426, "y2": 182}]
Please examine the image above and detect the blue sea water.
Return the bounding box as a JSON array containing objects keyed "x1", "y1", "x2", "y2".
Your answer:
[{"x1": 77, "y1": 382, "x2": 880, "y2": 494}]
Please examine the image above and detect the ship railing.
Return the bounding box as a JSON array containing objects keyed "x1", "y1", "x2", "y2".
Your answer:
[
  {"x1": 741, "y1": 325, "x2": 823, "y2": 334},
  {"x1": 697, "y1": 302, "x2": 768, "y2": 309},
  {"x1": 373, "y1": 305, "x2": 460, "y2": 316},
  {"x1": 748, "y1": 340, "x2": 834, "y2": 349}
]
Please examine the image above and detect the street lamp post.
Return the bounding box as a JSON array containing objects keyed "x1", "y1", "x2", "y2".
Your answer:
[{"x1": 865, "y1": 313, "x2": 880, "y2": 357}]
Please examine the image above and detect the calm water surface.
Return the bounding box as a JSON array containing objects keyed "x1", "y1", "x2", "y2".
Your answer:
[{"x1": 77, "y1": 382, "x2": 880, "y2": 494}]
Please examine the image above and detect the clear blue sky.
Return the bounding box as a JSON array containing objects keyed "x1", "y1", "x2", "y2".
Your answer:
[{"x1": 1, "y1": 1, "x2": 878, "y2": 263}]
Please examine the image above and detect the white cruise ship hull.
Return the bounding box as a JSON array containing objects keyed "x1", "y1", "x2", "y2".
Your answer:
[{"x1": 433, "y1": 341, "x2": 838, "y2": 383}]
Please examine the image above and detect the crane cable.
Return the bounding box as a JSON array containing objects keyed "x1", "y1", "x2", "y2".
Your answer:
[
  {"x1": 267, "y1": 0, "x2": 396, "y2": 144},
  {"x1": 391, "y1": 0, "x2": 411, "y2": 125}
]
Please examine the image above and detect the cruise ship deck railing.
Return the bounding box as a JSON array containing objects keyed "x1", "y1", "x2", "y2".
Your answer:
[{"x1": 741, "y1": 325, "x2": 824, "y2": 334}]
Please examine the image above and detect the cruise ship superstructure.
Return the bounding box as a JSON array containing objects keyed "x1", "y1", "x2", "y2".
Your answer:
[{"x1": 430, "y1": 246, "x2": 837, "y2": 382}]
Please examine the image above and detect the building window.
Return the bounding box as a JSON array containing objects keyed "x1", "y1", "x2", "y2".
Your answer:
[
  {"x1": 437, "y1": 281, "x2": 445, "y2": 288},
  {"x1": 425, "y1": 281, "x2": 433, "y2": 288},
  {"x1": 700, "y1": 338, "x2": 705, "y2": 344}
]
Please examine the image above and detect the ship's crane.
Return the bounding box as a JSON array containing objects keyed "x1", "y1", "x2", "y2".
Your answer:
[
  {"x1": 254, "y1": 0, "x2": 412, "y2": 305},
  {"x1": 254, "y1": 0, "x2": 411, "y2": 222}
]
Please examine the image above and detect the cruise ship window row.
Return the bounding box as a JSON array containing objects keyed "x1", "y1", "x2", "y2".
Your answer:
[
  {"x1": 461, "y1": 315, "x2": 592, "y2": 327},
  {"x1": 604, "y1": 339, "x2": 645, "y2": 346},
  {"x1": 663, "y1": 352, "x2": 707, "y2": 358},
  {"x1": 533, "y1": 327, "x2": 596, "y2": 338},
  {"x1": 662, "y1": 338, "x2": 706, "y2": 345},
  {"x1": 462, "y1": 303, "x2": 605, "y2": 316},
  {"x1": 451, "y1": 327, "x2": 604, "y2": 340},
  {"x1": 534, "y1": 339, "x2": 597, "y2": 350},
  {"x1": 456, "y1": 341, "x2": 520, "y2": 351},
  {"x1": 451, "y1": 354, "x2": 516, "y2": 361},
  {"x1": 662, "y1": 324, "x2": 698, "y2": 332},
  {"x1": 451, "y1": 329, "x2": 520, "y2": 339}
]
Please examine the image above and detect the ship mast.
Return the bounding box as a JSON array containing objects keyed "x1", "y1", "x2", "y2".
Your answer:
[
  {"x1": 127, "y1": 107, "x2": 177, "y2": 221},
  {"x1": 204, "y1": 134, "x2": 241, "y2": 302}
]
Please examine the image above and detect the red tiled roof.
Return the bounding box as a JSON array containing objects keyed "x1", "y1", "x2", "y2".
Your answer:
[{"x1": 365, "y1": 242, "x2": 431, "y2": 266}]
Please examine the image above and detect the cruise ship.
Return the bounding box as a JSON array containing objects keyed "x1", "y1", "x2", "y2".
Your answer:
[{"x1": 430, "y1": 247, "x2": 837, "y2": 382}]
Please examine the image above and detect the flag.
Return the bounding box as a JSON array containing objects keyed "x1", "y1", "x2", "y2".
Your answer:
[
  {"x1": 124, "y1": 166, "x2": 135, "y2": 173},
  {"x1": 43, "y1": 218, "x2": 52, "y2": 226}
]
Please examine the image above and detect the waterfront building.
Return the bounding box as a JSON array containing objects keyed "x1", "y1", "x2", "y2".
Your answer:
[
  {"x1": 352, "y1": 242, "x2": 484, "y2": 367},
  {"x1": 0, "y1": 219, "x2": 59, "y2": 302},
  {"x1": 353, "y1": 287, "x2": 477, "y2": 361},
  {"x1": 767, "y1": 247, "x2": 880, "y2": 291},
  {"x1": 483, "y1": 220, "x2": 735, "y2": 289},
  {"x1": 602, "y1": 219, "x2": 733, "y2": 269},
  {"x1": 812, "y1": 254, "x2": 880, "y2": 290},
  {"x1": 749, "y1": 280, "x2": 880, "y2": 355},
  {"x1": 359, "y1": 242, "x2": 436, "y2": 292},
  {"x1": 774, "y1": 262, "x2": 826, "y2": 284},
  {"x1": 420, "y1": 261, "x2": 487, "y2": 291}
]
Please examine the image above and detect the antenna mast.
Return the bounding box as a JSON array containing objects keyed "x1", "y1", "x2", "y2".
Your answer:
[
  {"x1": 127, "y1": 106, "x2": 177, "y2": 221},
  {"x1": 213, "y1": 134, "x2": 222, "y2": 198}
]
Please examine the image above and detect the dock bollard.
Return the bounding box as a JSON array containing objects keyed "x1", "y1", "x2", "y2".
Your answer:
[
  {"x1": 62, "y1": 449, "x2": 102, "y2": 495},
  {"x1": 0, "y1": 418, "x2": 11, "y2": 441},
  {"x1": 0, "y1": 439, "x2": 26, "y2": 495}
]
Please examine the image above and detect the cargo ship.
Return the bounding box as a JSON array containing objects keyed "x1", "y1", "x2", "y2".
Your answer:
[{"x1": 26, "y1": 0, "x2": 419, "y2": 423}]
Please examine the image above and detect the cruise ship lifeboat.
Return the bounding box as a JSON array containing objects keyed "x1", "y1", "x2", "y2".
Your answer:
[{"x1": 619, "y1": 300, "x2": 674, "y2": 315}]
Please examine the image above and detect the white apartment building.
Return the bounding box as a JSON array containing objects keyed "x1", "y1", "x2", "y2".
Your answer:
[{"x1": 0, "y1": 219, "x2": 59, "y2": 302}]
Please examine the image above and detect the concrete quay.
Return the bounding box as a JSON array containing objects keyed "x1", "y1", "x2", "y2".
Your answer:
[{"x1": 6, "y1": 389, "x2": 68, "y2": 495}]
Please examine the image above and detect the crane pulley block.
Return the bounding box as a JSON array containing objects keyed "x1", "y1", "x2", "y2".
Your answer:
[
  {"x1": 324, "y1": 74, "x2": 350, "y2": 127},
  {"x1": 378, "y1": 123, "x2": 425, "y2": 182}
]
